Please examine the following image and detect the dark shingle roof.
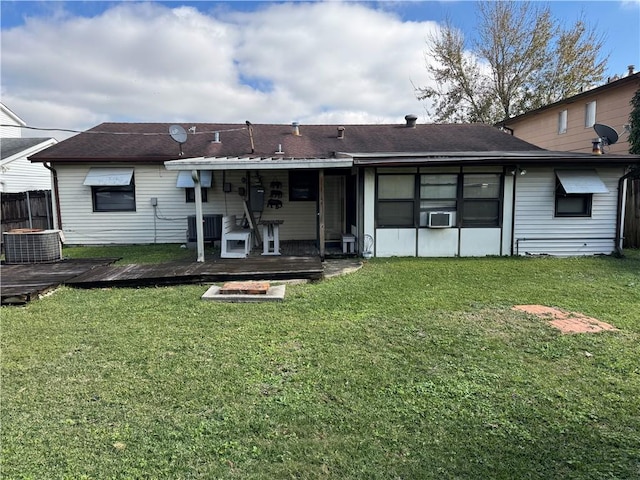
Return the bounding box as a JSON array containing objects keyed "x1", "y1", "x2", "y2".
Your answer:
[
  {"x1": 1, "y1": 138, "x2": 54, "y2": 160},
  {"x1": 29, "y1": 122, "x2": 544, "y2": 162}
]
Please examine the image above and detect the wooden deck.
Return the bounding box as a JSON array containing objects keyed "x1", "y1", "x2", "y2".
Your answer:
[
  {"x1": 1, "y1": 258, "x2": 119, "y2": 304},
  {"x1": 1, "y1": 255, "x2": 324, "y2": 305}
]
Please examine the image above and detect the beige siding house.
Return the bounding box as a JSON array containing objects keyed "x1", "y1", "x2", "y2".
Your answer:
[{"x1": 501, "y1": 70, "x2": 638, "y2": 154}]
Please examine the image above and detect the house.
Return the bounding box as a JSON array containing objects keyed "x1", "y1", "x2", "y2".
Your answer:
[
  {"x1": 500, "y1": 69, "x2": 638, "y2": 155},
  {"x1": 1, "y1": 103, "x2": 57, "y2": 193},
  {"x1": 500, "y1": 69, "x2": 640, "y2": 247},
  {"x1": 29, "y1": 117, "x2": 640, "y2": 259}
]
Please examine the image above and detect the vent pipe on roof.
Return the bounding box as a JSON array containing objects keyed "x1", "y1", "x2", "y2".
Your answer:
[
  {"x1": 592, "y1": 138, "x2": 603, "y2": 155},
  {"x1": 292, "y1": 121, "x2": 300, "y2": 136},
  {"x1": 212, "y1": 131, "x2": 220, "y2": 143},
  {"x1": 628, "y1": 65, "x2": 635, "y2": 76},
  {"x1": 337, "y1": 126, "x2": 345, "y2": 139},
  {"x1": 405, "y1": 114, "x2": 417, "y2": 128}
]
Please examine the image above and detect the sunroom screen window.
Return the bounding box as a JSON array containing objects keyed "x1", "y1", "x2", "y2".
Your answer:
[
  {"x1": 420, "y1": 174, "x2": 457, "y2": 226},
  {"x1": 377, "y1": 174, "x2": 415, "y2": 227},
  {"x1": 461, "y1": 174, "x2": 501, "y2": 226}
]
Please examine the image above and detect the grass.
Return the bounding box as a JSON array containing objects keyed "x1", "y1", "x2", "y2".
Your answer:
[{"x1": 2, "y1": 250, "x2": 640, "y2": 479}]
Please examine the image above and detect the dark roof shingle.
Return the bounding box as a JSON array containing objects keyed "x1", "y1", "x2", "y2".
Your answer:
[
  {"x1": 2, "y1": 138, "x2": 55, "y2": 160},
  {"x1": 30, "y1": 122, "x2": 543, "y2": 162}
]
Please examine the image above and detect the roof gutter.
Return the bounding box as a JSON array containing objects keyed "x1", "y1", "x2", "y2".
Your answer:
[{"x1": 43, "y1": 162, "x2": 62, "y2": 230}]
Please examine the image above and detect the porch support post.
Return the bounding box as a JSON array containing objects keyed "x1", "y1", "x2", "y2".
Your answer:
[
  {"x1": 319, "y1": 169, "x2": 325, "y2": 260},
  {"x1": 193, "y1": 170, "x2": 205, "y2": 262}
]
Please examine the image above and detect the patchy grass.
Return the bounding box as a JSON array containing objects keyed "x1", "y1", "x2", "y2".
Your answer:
[{"x1": 2, "y1": 252, "x2": 639, "y2": 479}]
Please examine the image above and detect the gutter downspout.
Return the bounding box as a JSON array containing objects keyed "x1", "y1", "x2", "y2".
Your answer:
[
  {"x1": 510, "y1": 168, "x2": 518, "y2": 255},
  {"x1": 44, "y1": 162, "x2": 62, "y2": 230},
  {"x1": 615, "y1": 168, "x2": 640, "y2": 256}
]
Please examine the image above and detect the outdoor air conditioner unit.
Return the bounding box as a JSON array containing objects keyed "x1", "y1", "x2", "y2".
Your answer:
[
  {"x1": 428, "y1": 211, "x2": 454, "y2": 228},
  {"x1": 187, "y1": 215, "x2": 223, "y2": 242}
]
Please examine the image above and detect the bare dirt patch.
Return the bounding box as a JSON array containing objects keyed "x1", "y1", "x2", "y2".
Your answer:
[{"x1": 513, "y1": 305, "x2": 618, "y2": 334}]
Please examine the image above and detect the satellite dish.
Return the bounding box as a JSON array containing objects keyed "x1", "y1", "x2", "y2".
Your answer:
[
  {"x1": 169, "y1": 125, "x2": 188, "y2": 143},
  {"x1": 169, "y1": 125, "x2": 188, "y2": 156},
  {"x1": 593, "y1": 123, "x2": 619, "y2": 146}
]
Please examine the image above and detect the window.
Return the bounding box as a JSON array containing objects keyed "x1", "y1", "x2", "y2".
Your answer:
[
  {"x1": 461, "y1": 174, "x2": 501, "y2": 227},
  {"x1": 92, "y1": 182, "x2": 136, "y2": 212},
  {"x1": 419, "y1": 174, "x2": 457, "y2": 226},
  {"x1": 558, "y1": 109, "x2": 567, "y2": 134},
  {"x1": 376, "y1": 174, "x2": 415, "y2": 227},
  {"x1": 585, "y1": 101, "x2": 596, "y2": 128},
  {"x1": 185, "y1": 188, "x2": 208, "y2": 203},
  {"x1": 554, "y1": 170, "x2": 608, "y2": 217},
  {"x1": 556, "y1": 193, "x2": 592, "y2": 216},
  {"x1": 289, "y1": 170, "x2": 318, "y2": 201},
  {"x1": 84, "y1": 168, "x2": 136, "y2": 212},
  {"x1": 375, "y1": 172, "x2": 503, "y2": 228}
]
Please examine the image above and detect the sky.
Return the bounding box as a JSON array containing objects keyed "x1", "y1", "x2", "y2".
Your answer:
[{"x1": 1, "y1": 1, "x2": 639, "y2": 140}]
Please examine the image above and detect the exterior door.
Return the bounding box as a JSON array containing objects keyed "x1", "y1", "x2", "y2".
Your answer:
[{"x1": 324, "y1": 175, "x2": 345, "y2": 241}]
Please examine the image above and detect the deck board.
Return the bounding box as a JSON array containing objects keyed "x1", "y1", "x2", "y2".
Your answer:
[
  {"x1": 1, "y1": 255, "x2": 323, "y2": 304},
  {"x1": 66, "y1": 256, "x2": 323, "y2": 287}
]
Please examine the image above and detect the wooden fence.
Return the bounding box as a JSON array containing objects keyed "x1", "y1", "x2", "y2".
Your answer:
[
  {"x1": 624, "y1": 178, "x2": 640, "y2": 249},
  {"x1": 1, "y1": 190, "x2": 54, "y2": 239}
]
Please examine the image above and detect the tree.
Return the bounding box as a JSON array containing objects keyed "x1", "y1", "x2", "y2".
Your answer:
[
  {"x1": 629, "y1": 88, "x2": 640, "y2": 155},
  {"x1": 417, "y1": 1, "x2": 608, "y2": 124}
]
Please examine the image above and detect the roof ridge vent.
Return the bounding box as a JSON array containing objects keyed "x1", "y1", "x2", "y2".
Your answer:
[{"x1": 405, "y1": 114, "x2": 417, "y2": 128}]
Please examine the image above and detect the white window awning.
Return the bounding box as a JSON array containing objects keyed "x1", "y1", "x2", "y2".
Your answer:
[
  {"x1": 556, "y1": 170, "x2": 609, "y2": 194},
  {"x1": 176, "y1": 170, "x2": 213, "y2": 188},
  {"x1": 84, "y1": 168, "x2": 134, "y2": 186}
]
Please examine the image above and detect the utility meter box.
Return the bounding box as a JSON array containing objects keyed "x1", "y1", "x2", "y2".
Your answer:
[{"x1": 250, "y1": 186, "x2": 265, "y2": 212}]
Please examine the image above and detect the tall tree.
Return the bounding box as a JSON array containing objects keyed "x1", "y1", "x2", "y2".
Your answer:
[
  {"x1": 417, "y1": 1, "x2": 608, "y2": 124},
  {"x1": 629, "y1": 88, "x2": 640, "y2": 155}
]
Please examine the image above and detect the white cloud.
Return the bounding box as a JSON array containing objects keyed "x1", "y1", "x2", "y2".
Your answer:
[{"x1": 1, "y1": 2, "x2": 442, "y2": 138}]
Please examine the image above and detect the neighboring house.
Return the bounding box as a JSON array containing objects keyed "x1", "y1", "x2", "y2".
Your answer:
[
  {"x1": 1, "y1": 103, "x2": 56, "y2": 192},
  {"x1": 1, "y1": 137, "x2": 57, "y2": 192},
  {"x1": 500, "y1": 69, "x2": 639, "y2": 154},
  {"x1": 29, "y1": 117, "x2": 640, "y2": 258},
  {"x1": 500, "y1": 69, "x2": 640, "y2": 248}
]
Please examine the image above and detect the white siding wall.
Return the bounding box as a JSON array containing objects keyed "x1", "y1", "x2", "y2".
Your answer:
[
  {"x1": 56, "y1": 164, "x2": 319, "y2": 245},
  {"x1": 513, "y1": 167, "x2": 623, "y2": 256},
  {"x1": 363, "y1": 168, "x2": 376, "y2": 251},
  {"x1": 0, "y1": 108, "x2": 23, "y2": 137},
  {"x1": 0, "y1": 156, "x2": 52, "y2": 192}
]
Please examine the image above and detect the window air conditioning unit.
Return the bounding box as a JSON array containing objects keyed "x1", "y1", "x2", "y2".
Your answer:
[{"x1": 428, "y1": 211, "x2": 454, "y2": 228}]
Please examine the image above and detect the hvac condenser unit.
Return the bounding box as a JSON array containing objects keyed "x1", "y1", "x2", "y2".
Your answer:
[
  {"x1": 3, "y1": 229, "x2": 63, "y2": 263},
  {"x1": 428, "y1": 211, "x2": 454, "y2": 228},
  {"x1": 187, "y1": 215, "x2": 223, "y2": 242}
]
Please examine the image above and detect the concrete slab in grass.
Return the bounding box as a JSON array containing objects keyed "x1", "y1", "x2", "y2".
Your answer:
[{"x1": 202, "y1": 284, "x2": 285, "y2": 302}]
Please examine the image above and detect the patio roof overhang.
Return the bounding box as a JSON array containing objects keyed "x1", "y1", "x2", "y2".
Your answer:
[{"x1": 164, "y1": 156, "x2": 353, "y2": 171}]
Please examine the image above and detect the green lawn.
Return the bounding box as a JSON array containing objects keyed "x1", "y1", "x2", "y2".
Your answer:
[{"x1": 2, "y1": 251, "x2": 640, "y2": 479}]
